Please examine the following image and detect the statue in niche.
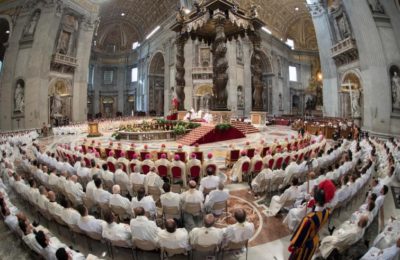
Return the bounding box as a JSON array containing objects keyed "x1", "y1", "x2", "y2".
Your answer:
[
  {"x1": 278, "y1": 93, "x2": 283, "y2": 111},
  {"x1": 250, "y1": 4, "x2": 259, "y2": 18},
  {"x1": 351, "y1": 89, "x2": 361, "y2": 118},
  {"x1": 336, "y1": 14, "x2": 350, "y2": 40},
  {"x1": 236, "y1": 40, "x2": 243, "y2": 63},
  {"x1": 368, "y1": 0, "x2": 385, "y2": 13},
  {"x1": 57, "y1": 31, "x2": 70, "y2": 55},
  {"x1": 14, "y1": 82, "x2": 24, "y2": 112},
  {"x1": 51, "y1": 93, "x2": 63, "y2": 117},
  {"x1": 23, "y1": 10, "x2": 40, "y2": 36},
  {"x1": 237, "y1": 86, "x2": 244, "y2": 109},
  {"x1": 392, "y1": 72, "x2": 400, "y2": 106}
]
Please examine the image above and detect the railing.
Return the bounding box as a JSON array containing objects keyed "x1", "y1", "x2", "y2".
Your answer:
[
  {"x1": 331, "y1": 37, "x2": 357, "y2": 58},
  {"x1": 52, "y1": 53, "x2": 78, "y2": 67}
]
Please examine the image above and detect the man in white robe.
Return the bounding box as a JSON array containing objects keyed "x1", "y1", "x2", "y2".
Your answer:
[
  {"x1": 199, "y1": 167, "x2": 220, "y2": 193},
  {"x1": 189, "y1": 214, "x2": 224, "y2": 247},
  {"x1": 144, "y1": 167, "x2": 164, "y2": 194},
  {"x1": 224, "y1": 208, "x2": 255, "y2": 244},
  {"x1": 170, "y1": 154, "x2": 187, "y2": 186},
  {"x1": 130, "y1": 207, "x2": 160, "y2": 245},
  {"x1": 186, "y1": 153, "x2": 202, "y2": 181},
  {"x1": 204, "y1": 183, "x2": 229, "y2": 215},
  {"x1": 160, "y1": 182, "x2": 181, "y2": 208},
  {"x1": 155, "y1": 153, "x2": 170, "y2": 177},
  {"x1": 114, "y1": 164, "x2": 130, "y2": 195},
  {"x1": 109, "y1": 185, "x2": 131, "y2": 217},
  {"x1": 77, "y1": 205, "x2": 105, "y2": 235},
  {"x1": 231, "y1": 151, "x2": 250, "y2": 183},
  {"x1": 180, "y1": 180, "x2": 204, "y2": 231},
  {"x1": 266, "y1": 177, "x2": 299, "y2": 217},
  {"x1": 319, "y1": 216, "x2": 369, "y2": 258},
  {"x1": 251, "y1": 166, "x2": 272, "y2": 195},
  {"x1": 361, "y1": 238, "x2": 400, "y2": 260},
  {"x1": 203, "y1": 153, "x2": 218, "y2": 177}
]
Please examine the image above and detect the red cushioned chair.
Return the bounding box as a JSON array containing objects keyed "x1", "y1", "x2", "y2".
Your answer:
[
  {"x1": 83, "y1": 157, "x2": 91, "y2": 168},
  {"x1": 141, "y1": 164, "x2": 151, "y2": 175},
  {"x1": 252, "y1": 160, "x2": 263, "y2": 175},
  {"x1": 129, "y1": 163, "x2": 136, "y2": 173},
  {"x1": 114, "y1": 149, "x2": 122, "y2": 159},
  {"x1": 171, "y1": 166, "x2": 183, "y2": 185},
  {"x1": 246, "y1": 148, "x2": 255, "y2": 159},
  {"x1": 283, "y1": 156, "x2": 291, "y2": 167},
  {"x1": 140, "y1": 151, "x2": 150, "y2": 161},
  {"x1": 105, "y1": 148, "x2": 112, "y2": 158},
  {"x1": 107, "y1": 161, "x2": 116, "y2": 173},
  {"x1": 127, "y1": 150, "x2": 136, "y2": 160},
  {"x1": 241, "y1": 161, "x2": 251, "y2": 181},
  {"x1": 189, "y1": 165, "x2": 201, "y2": 182},
  {"x1": 261, "y1": 146, "x2": 270, "y2": 157},
  {"x1": 157, "y1": 165, "x2": 169, "y2": 178},
  {"x1": 193, "y1": 152, "x2": 204, "y2": 163},
  {"x1": 81, "y1": 145, "x2": 87, "y2": 154},
  {"x1": 275, "y1": 157, "x2": 283, "y2": 169},
  {"x1": 205, "y1": 164, "x2": 217, "y2": 175},
  {"x1": 225, "y1": 149, "x2": 240, "y2": 168},
  {"x1": 268, "y1": 158, "x2": 275, "y2": 169},
  {"x1": 157, "y1": 152, "x2": 168, "y2": 160}
]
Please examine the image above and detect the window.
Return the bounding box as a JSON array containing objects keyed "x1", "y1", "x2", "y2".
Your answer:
[
  {"x1": 103, "y1": 70, "x2": 114, "y2": 84},
  {"x1": 132, "y1": 42, "x2": 140, "y2": 50},
  {"x1": 131, "y1": 67, "x2": 138, "y2": 82},
  {"x1": 286, "y1": 38, "x2": 294, "y2": 49},
  {"x1": 289, "y1": 66, "x2": 297, "y2": 82}
]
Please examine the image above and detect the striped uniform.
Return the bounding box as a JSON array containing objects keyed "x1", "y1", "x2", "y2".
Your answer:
[{"x1": 289, "y1": 208, "x2": 330, "y2": 260}]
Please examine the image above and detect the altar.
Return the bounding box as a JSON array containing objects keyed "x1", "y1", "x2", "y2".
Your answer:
[{"x1": 117, "y1": 130, "x2": 175, "y2": 141}]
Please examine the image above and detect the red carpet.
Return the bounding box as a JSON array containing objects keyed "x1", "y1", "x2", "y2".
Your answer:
[
  {"x1": 178, "y1": 125, "x2": 245, "y2": 146},
  {"x1": 231, "y1": 121, "x2": 260, "y2": 134}
]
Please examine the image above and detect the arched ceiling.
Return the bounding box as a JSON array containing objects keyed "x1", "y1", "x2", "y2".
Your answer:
[{"x1": 94, "y1": 0, "x2": 317, "y2": 51}]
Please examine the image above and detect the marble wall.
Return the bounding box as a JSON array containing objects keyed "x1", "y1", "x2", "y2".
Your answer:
[{"x1": 0, "y1": 0, "x2": 98, "y2": 131}]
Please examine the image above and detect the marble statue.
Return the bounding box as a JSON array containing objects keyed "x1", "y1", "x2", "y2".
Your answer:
[
  {"x1": 279, "y1": 93, "x2": 283, "y2": 111},
  {"x1": 14, "y1": 82, "x2": 24, "y2": 112},
  {"x1": 368, "y1": 0, "x2": 385, "y2": 13},
  {"x1": 250, "y1": 4, "x2": 259, "y2": 18},
  {"x1": 392, "y1": 72, "x2": 400, "y2": 106},
  {"x1": 337, "y1": 14, "x2": 350, "y2": 39},
  {"x1": 23, "y1": 10, "x2": 40, "y2": 36},
  {"x1": 351, "y1": 89, "x2": 361, "y2": 118},
  {"x1": 51, "y1": 93, "x2": 63, "y2": 117},
  {"x1": 237, "y1": 87, "x2": 244, "y2": 109},
  {"x1": 57, "y1": 31, "x2": 70, "y2": 55}
]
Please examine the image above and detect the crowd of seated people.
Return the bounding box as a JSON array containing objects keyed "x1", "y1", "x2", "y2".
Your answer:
[{"x1": 0, "y1": 134, "x2": 255, "y2": 259}]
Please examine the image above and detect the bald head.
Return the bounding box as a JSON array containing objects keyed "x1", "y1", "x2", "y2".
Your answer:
[
  {"x1": 188, "y1": 180, "x2": 197, "y2": 189},
  {"x1": 70, "y1": 175, "x2": 78, "y2": 183},
  {"x1": 112, "y1": 185, "x2": 121, "y2": 194},
  {"x1": 165, "y1": 219, "x2": 176, "y2": 233},
  {"x1": 204, "y1": 214, "x2": 215, "y2": 228},
  {"x1": 47, "y1": 191, "x2": 56, "y2": 202},
  {"x1": 218, "y1": 182, "x2": 224, "y2": 190},
  {"x1": 308, "y1": 172, "x2": 316, "y2": 179},
  {"x1": 134, "y1": 207, "x2": 145, "y2": 216}
]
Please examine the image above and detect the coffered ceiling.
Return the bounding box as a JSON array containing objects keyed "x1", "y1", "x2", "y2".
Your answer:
[{"x1": 94, "y1": 0, "x2": 317, "y2": 51}]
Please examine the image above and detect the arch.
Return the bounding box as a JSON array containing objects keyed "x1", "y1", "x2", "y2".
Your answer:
[
  {"x1": 148, "y1": 52, "x2": 165, "y2": 116},
  {"x1": 48, "y1": 78, "x2": 72, "y2": 97},
  {"x1": 340, "y1": 70, "x2": 363, "y2": 120},
  {"x1": 251, "y1": 50, "x2": 273, "y2": 111}
]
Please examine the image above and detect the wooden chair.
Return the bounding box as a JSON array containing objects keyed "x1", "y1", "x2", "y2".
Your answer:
[
  {"x1": 148, "y1": 186, "x2": 161, "y2": 202},
  {"x1": 110, "y1": 204, "x2": 131, "y2": 221},
  {"x1": 221, "y1": 240, "x2": 249, "y2": 260},
  {"x1": 162, "y1": 206, "x2": 181, "y2": 221},
  {"x1": 211, "y1": 200, "x2": 228, "y2": 216},
  {"x1": 225, "y1": 149, "x2": 240, "y2": 168},
  {"x1": 161, "y1": 247, "x2": 189, "y2": 260},
  {"x1": 132, "y1": 239, "x2": 158, "y2": 260},
  {"x1": 183, "y1": 202, "x2": 202, "y2": 216},
  {"x1": 191, "y1": 243, "x2": 218, "y2": 260}
]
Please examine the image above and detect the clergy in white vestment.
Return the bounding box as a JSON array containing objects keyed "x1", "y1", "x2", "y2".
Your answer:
[
  {"x1": 131, "y1": 187, "x2": 157, "y2": 218},
  {"x1": 231, "y1": 151, "x2": 250, "y2": 183},
  {"x1": 155, "y1": 153, "x2": 170, "y2": 174},
  {"x1": 204, "y1": 183, "x2": 229, "y2": 215},
  {"x1": 129, "y1": 154, "x2": 142, "y2": 171},
  {"x1": 180, "y1": 181, "x2": 204, "y2": 230},
  {"x1": 77, "y1": 205, "x2": 105, "y2": 235},
  {"x1": 281, "y1": 161, "x2": 299, "y2": 189},
  {"x1": 117, "y1": 151, "x2": 130, "y2": 170},
  {"x1": 251, "y1": 167, "x2": 272, "y2": 194},
  {"x1": 109, "y1": 185, "x2": 131, "y2": 216},
  {"x1": 158, "y1": 219, "x2": 190, "y2": 250},
  {"x1": 114, "y1": 164, "x2": 130, "y2": 195},
  {"x1": 65, "y1": 175, "x2": 84, "y2": 205},
  {"x1": 266, "y1": 177, "x2": 299, "y2": 217},
  {"x1": 199, "y1": 167, "x2": 220, "y2": 193},
  {"x1": 130, "y1": 207, "x2": 160, "y2": 245},
  {"x1": 283, "y1": 199, "x2": 312, "y2": 232},
  {"x1": 46, "y1": 191, "x2": 64, "y2": 219},
  {"x1": 361, "y1": 240, "x2": 400, "y2": 260},
  {"x1": 92, "y1": 178, "x2": 111, "y2": 206},
  {"x1": 189, "y1": 214, "x2": 224, "y2": 247},
  {"x1": 77, "y1": 162, "x2": 90, "y2": 180},
  {"x1": 319, "y1": 216, "x2": 369, "y2": 258},
  {"x1": 160, "y1": 182, "x2": 181, "y2": 208},
  {"x1": 144, "y1": 167, "x2": 164, "y2": 194},
  {"x1": 60, "y1": 199, "x2": 81, "y2": 227},
  {"x1": 100, "y1": 163, "x2": 114, "y2": 187},
  {"x1": 102, "y1": 210, "x2": 132, "y2": 246},
  {"x1": 142, "y1": 154, "x2": 155, "y2": 171},
  {"x1": 106, "y1": 151, "x2": 117, "y2": 164},
  {"x1": 186, "y1": 153, "x2": 202, "y2": 181},
  {"x1": 224, "y1": 208, "x2": 255, "y2": 244},
  {"x1": 129, "y1": 165, "x2": 145, "y2": 188},
  {"x1": 202, "y1": 153, "x2": 218, "y2": 177},
  {"x1": 250, "y1": 151, "x2": 263, "y2": 172},
  {"x1": 170, "y1": 155, "x2": 187, "y2": 186}
]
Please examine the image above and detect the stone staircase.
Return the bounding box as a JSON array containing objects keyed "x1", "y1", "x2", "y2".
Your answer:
[
  {"x1": 178, "y1": 125, "x2": 215, "y2": 146},
  {"x1": 231, "y1": 121, "x2": 260, "y2": 135}
]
